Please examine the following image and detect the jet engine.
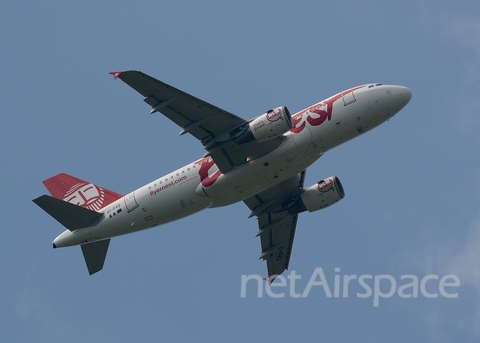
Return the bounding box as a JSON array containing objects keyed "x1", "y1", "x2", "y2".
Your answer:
[
  {"x1": 288, "y1": 176, "x2": 345, "y2": 214},
  {"x1": 237, "y1": 106, "x2": 293, "y2": 143}
]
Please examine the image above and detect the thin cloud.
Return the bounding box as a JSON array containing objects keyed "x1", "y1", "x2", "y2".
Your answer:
[
  {"x1": 415, "y1": 216, "x2": 480, "y2": 339},
  {"x1": 445, "y1": 15, "x2": 480, "y2": 79},
  {"x1": 442, "y1": 15, "x2": 480, "y2": 131},
  {"x1": 446, "y1": 217, "x2": 480, "y2": 337}
]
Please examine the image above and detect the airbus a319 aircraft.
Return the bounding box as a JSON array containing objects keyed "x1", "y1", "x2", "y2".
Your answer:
[{"x1": 33, "y1": 71, "x2": 412, "y2": 282}]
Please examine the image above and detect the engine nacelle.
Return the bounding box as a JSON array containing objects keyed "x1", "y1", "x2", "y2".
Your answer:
[
  {"x1": 301, "y1": 176, "x2": 345, "y2": 212},
  {"x1": 250, "y1": 106, "x2": 293, "y2": 142},
  {"x1": 288, "y1": 176, "x2": 345, "y2": 214},
  {"x1": 242, "y1": 106, "x2": 293, "y2": 143}
]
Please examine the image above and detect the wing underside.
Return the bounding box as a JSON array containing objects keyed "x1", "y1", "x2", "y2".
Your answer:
[
  {"x1": 244, "y1": 171, "x2": 306, "y2": 283},
  {"x1": 114, "y1": 70, "x2": 283, "y2": 173}
]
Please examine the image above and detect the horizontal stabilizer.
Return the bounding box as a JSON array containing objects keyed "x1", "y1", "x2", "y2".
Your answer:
[
  {"x1": 81, "y1": 239, "x2": 110, "y2": 275},
  {"x1": 33, "y1": 195, "x2": 103, "y2": 231}
]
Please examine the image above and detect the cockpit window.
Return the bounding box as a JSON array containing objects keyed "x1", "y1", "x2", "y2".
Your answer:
[{"x1": 375, "y1": 83, "x2": 383, "y2": 86}]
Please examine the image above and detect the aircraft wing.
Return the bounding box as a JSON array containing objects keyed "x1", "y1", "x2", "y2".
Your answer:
[
  {"x1": 244, "y1": 170, "x2": 306, "y2": 283},
  {"x1": 112, "y1": 71, "x2": 283, "y2": 173}
]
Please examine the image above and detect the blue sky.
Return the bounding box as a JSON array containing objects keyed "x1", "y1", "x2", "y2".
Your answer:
[{"x1": 2, "y1": 1, "x2": 480, "y2": 342}]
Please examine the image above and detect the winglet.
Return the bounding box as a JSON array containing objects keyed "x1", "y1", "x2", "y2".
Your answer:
[{"x1": 109, "y1": 71, "x2": 122, "y2": 80}]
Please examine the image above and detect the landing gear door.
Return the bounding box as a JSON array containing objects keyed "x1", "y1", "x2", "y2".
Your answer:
[{"x1": 124, "y1": 192, "x2": 139, "y2": 212}]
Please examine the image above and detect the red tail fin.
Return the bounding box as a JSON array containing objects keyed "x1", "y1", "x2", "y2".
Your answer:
[{"x1": 43, "y1": 173, "x2": 123, "y2": 211}]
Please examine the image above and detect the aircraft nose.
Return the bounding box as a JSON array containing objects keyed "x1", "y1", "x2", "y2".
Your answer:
[{"x1": 399, "y1": 86, "x2": 412, "y2": 105}]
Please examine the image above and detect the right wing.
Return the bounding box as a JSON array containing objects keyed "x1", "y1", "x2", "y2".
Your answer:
[
  {"x1": 244, "y1": 170, "x2": 306, "y2": 283},
  {"x1": 112, "y1": 71, "x2": 283, "y2": 173}
]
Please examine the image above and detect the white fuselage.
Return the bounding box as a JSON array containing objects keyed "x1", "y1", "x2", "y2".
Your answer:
[{"x1": 53, "y1": 84, "x2": 411, "y2": 248}]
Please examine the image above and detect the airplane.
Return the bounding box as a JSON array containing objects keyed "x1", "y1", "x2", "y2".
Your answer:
[{"x1": 33, "y1": 71, "x2": 412, "y2": 282}]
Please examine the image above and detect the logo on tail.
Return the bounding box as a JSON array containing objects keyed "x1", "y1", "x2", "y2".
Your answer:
[
  {"x1": 64, "y1": 182, "x2": 106, "y2": 211},
  {"x1": 42, "y1": 173, "x2": 123, "y2": 211}
]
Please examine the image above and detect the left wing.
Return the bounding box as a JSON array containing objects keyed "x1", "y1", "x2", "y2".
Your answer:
[
  {"x1": 244, "y1": 170, "x2": 306, "y2": 283},
  {"x1": 112, "y1": 71, "x2": 283, "y2": 173}
]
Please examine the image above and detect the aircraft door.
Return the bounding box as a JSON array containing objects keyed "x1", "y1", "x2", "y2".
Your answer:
[
  {"x1": 124, "y1": 192, "x2": 139, "y2": 212},
  {"x1": 341, "y1": 88, "x2": 356, "y2": 106}
]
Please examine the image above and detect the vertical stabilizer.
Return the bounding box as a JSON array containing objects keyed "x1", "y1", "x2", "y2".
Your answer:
[{"x1": 43, "y1": 173, "x2": 123, "y2": 211}]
